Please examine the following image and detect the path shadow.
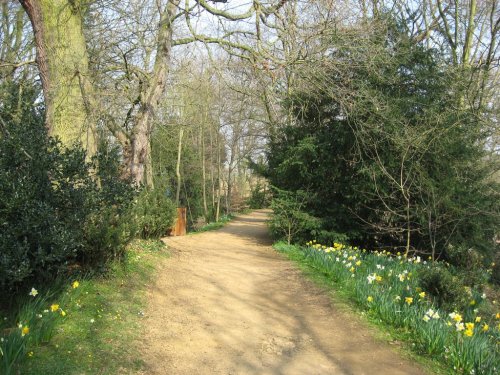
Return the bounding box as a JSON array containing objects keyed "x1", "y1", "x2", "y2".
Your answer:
[{"x1": 214, "y1": 210, "x2": 274, "y2": 246}]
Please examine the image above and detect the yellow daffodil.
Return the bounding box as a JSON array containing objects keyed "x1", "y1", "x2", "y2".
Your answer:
[
  {"x1": 449, "y1": 312, "x2": 462, "y2": 322},
  {"x1": 465, "y1": 322, "x2": 475, "y2": 330},
  {"x1": 405, "y1": 297, "x2": 413, "y2": 305},
  {"x1": 482, "y1": 324, "x2": 489, "y2": 332},
  {"x1": 464, "y1": 329, "x2": 473, "y2": 337},
  {"x1": 375, "y1": 275, "x2": 382, "y2": 282},
  {"x1": 60, "y1": 310, "x2": 66, "y2": 317},
  {"x1": 367, "y1": 296, "x2": 373, "y2": 303},
  {"x1": 72, "y1": 281, "x2": 79, "y2": 289},
  {"x1": 475, "y1": 316, "x2": 481, "y2": 323},
  {"x1": 355, "y1": 260, "x2": 361, "y2": 266},
  {"x1": 50, "y1": 304, "x2": 59, "y2": 312},
  {"x1": 419, "y1": 292, "x2": 426, "y2": 298},
  {"x1": 496, "y1": 313, "x2": 500, "y2": 319},
  {"x1": 470, "y1": 300, "x2": 476, "y2": 306},
  {"x1": 21, "y1": 326, "x2": 29, "y2": 337}
]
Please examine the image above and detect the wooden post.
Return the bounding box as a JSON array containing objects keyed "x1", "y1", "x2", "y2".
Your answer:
[{"x1": 170, "y1": 207, "x2": 187, "y2": 236}]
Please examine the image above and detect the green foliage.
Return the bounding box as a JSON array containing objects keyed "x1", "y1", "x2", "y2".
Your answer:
[
  {"x1": 151, "y1": 125, "x2": 207, "y2": 225},
  {"x1": 312, "y1": 229, "x2": 350, "y2": 247},
  {"x1": 81, "y1": 144, "x2": 137, "y2": 267},
  {"x1": 418, "y1": 267, "x2": 467, "y2": 311},
  {"x1": 445, "y1": 245, "x2": 489, "y2": 289},
  {"x1": 0, "y1": 109, "x2": 79, "y2": 296},
  {"x1": 266, "y1": 19, "x2": 499, "y2": 266},
  {"x1": 247, "y1": 182, "x2": 270, "y2": 209},
  {"x1": 268, "y1": 188, "x2": 321, "y2": 244},
  {"x1": 131, "y1": 188, "x2": 177, "y2": 239},
  {"x1": 195, "y1": 214, "x2": 233, "y2": 232},
  {"x1": 419, "y1": 247, "x2": 489, "y2": 311},
  {"x1": 0, "y1": 84, "x2": 135, "y2": 303}
]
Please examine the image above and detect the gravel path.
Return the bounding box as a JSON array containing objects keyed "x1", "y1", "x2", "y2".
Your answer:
[{"x1": 138, "y1": 210, "x2": 427, "y2": 375}]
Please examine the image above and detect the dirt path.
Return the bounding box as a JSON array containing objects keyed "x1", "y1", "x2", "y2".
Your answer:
[{"x1": 138, "y1": 210, "x2": 427, "y2": 375}]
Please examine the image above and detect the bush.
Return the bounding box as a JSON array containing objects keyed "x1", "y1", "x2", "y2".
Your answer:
[
  {"x1": 444, "y1": 245, "x2": 489, "y2": 288},
  {"x1": 266, "y1": 21, "x2": 499, "y2": 265},
  {"x1": 80, "y1": 145, "x2": 136, "y2": 266},
  {"x1": 0, "y1": 90, "x2": 135, "y2": 303},
  {"x1": 247, "y1": 182, "x2": 270, "y2": 209},
  {"x1": 311, "y1": 229, "x2": 350, "y2": 247},
  {"x1": 418, "y1": 266, "x2": 473, "y2": 311},
  {"x1": 131, "y1": 188, "x2": 177, "y2": 238},
  {"x1": 0, "y1": 113, "x2": 83, "y2": 297},
  {"x1": 268, "y1": 188, "x2": 321, "y2": 244}
]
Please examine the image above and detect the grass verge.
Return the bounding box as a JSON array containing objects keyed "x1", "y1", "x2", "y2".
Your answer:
[
  {"x1": 3, "y1": 239, "x2": 168, "y2": 375},
  {"x1": 273, "y1": 242, "x2": 500, "y2": 375},
  {"x1": 194, "y1": 214, "x2": 234, "y2": 233}
]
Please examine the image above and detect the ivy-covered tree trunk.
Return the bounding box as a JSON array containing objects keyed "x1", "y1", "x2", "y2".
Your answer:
[{"x1": 19, "y1": 0, "x2": 97, "y2": 155}]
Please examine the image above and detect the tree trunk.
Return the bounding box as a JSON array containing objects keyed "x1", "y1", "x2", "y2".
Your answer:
[
  {"x1": 175, "y1": 127, "x2": 184, "y2": 206},
  {"x1": 226, "y1": 168, "x2": 232, "y2": 214},
  {"x1": 215, "y1": 132, "x2": 221, "y2": 222},
  {"x1": 19, "y1": 0, "x2": 97, "y2": 155},
  {"x1": 201, "y1": 124, "x2": 208, "y2": 220},
  {"x1": 128, "y1": 1, "x2": 177, "y2": 185},
  {"x1": 209, "y1": 122, "x2": 216, "y2": 210},
  {"x1": 462, "y1": 0, "x2": 477, "y2": 67}
]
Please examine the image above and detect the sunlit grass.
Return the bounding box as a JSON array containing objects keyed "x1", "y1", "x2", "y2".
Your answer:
[
  {"x1": 1, "y1": 239, "x2": 168, "y2": 375},
  {"x1": 194, "y1": 214, "x2": 234, "y2": 232}
]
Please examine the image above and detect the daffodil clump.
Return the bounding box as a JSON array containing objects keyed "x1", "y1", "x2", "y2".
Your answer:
[
  {"x1": 0, "y1": 281, "x2": 81, "y2": 375},
  {"x1": 300, "y1": 240, "x2": 500, "y2": 374}
]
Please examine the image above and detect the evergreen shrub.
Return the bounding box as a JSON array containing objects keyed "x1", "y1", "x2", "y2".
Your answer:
[
  {"x1": 0, "y1": 94, "x2": 135, "y2": 301},
  {"x1": 131, "y1": 187, "x2": 177, "y2": 239}
]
